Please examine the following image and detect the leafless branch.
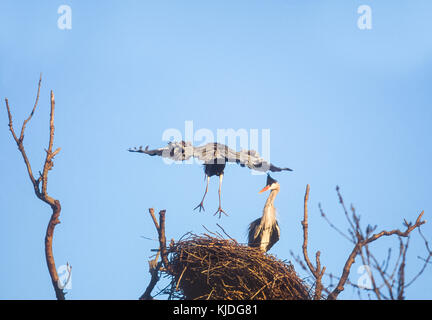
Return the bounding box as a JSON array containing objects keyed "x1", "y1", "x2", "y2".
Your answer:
[
  {"x1": 140, "y1": 257, "x2": 162, "y2": 300},
  {"x1": 319, "y1": 203, "x2": 353, "y2": 243},
  {"x1": 4, "y1": 75, "x2": 65, "y2": 300},
  {"x1": 327, "y1": 209, "x2": 425, "y2": 300},
  {"x1": 301, "y1": 184, "x2": 326, "y2": 300},
  {"x1": 298, "y1": 184, "x2": 428, "y2": 300},
  {"x1": 141, "y1": 208, "x2": 173, "y2": 300},
  {"x1": 405, "y1": 227, "x2": 432, "y2": 288}
]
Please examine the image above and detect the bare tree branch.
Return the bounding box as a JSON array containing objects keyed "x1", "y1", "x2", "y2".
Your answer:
[
  {"x1": 141, "y1": 208, "x2": 174, "y2": 300},
  {"x1": 405, "y1": 227, "x2": 432, "y2": 288},
  {"x1": 19, "y1": 73, "x2": 42, "y2": 142},
  {"x1": 319, "y1": 203, "x2": 353, "y2": 243},
  {"x1": 301, "y1": 184, "x2": 326, "y2": 300},
  {"x1": 4, "y1": 76, "x2": 65, "y2": 300},
  {"x1": 140, "y1": 255, "x2": 162, "y2": 300},
  {"x1": 327, "y1": 210, "x2": 425, "y2": 300},
  {"x1": 299, "y1": 185, "x2": 429, "y2": 300}
]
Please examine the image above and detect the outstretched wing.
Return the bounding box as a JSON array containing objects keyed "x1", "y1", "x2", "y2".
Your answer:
[
  {"x1": 128, "y1": 141, "x2": 194, "y2": 162},
  {"x1": 129, "y1": 141, "x2": 292, "y2": 172},
  {"x1": 192, "y1": 142, "x2": 292, "y2": 172},
  {"x1": 192, "y1": 143, "x2": 237, "y2": 164},
  {"x1": 129, "y1": 141, "x2": 229, "y2": 163},
  {"x1": 223, "y1": 146, "x2": 292, "y2": 172},
  {"x1": 129, "y1": 142, "x2": 234, "y2": 164}
]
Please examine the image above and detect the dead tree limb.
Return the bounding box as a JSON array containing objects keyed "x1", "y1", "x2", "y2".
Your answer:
[
  {"x1": 405, "y1": 227, "x2": 432, "y2": 288},
  {"x1": 4, "y1": 75, "x2": 65, "y2": 300},
  {"x1": 139, "y1": 256, "x2": 162, "y2": 300},
  {"x1": 326, "y1": 210, "x2": 425, "y2": 300},
  {"x1": 299, "y1": 184, "x2": 427, "y2": 300},
  {"x1": 152, "y1": 208, "x2": 171, "y2": 272},
  {"x1": 140, "y1": 208, "x2": 172, "y2": 300},
  {"x1": 301, "y1": 184, "x2": 326, "y2": 300}
]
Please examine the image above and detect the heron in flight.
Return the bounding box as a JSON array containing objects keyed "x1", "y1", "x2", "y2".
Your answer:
[
  {"x1": 248, "y1": 174, "x2": 281, "y2": 252},
  {"x1": 128, "y1": 141, "x2": 292, "y2": 217}
]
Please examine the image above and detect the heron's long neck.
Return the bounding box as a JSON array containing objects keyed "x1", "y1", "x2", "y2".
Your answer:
[
  {"x1": 256, "y1": 188, "x2": 279, "y2": 251},
  {"x1": 262, "y1": 188, "x2": 279, "y2": 224}
]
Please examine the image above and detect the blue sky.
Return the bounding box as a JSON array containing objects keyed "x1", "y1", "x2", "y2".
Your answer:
[{"x1": 0, "y1": 1, "x2": 431, "y2": 299}]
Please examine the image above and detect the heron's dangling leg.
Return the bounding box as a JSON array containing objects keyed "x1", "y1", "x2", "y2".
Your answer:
[
  {"x1": 194, "y1": 175, "x2": 210, "y2": 212},
  {"x1": 214, "y1": 173, "x2": 228, "y2": 218}
]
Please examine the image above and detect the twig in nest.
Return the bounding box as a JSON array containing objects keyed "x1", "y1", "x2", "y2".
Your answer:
[
  {"x1": 164, "y1": 233, "x2": 311, "y2": 300},
  {"x1": 216, "y1": 223, "x2": 238, "y2": 244}
]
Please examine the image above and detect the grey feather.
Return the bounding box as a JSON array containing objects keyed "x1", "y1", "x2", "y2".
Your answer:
[{"x1": 129, "y1": 141, "x2": 292, "y2": 173}]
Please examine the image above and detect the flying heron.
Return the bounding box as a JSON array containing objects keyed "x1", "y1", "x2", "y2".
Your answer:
[{"x1": 129, "y1": 141, "x2": 292, "y2": 217}]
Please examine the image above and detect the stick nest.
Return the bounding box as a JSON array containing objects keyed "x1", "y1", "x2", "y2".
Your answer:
[{"x1": 161, "y1": 234, "x2": 311, "y2": 300}]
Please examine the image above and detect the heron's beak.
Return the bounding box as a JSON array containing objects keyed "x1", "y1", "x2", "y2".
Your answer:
[{"x1": 259, "y1": 185, "x2": 270, "y2": 193}]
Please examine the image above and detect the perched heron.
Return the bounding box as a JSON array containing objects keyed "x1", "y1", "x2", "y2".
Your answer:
[
  {"x1": 129, "y1": 141, "x2": 292, "y2": 217},
  {"x1": 248, "y1": 174, "x2": 281, "y2": 252}
]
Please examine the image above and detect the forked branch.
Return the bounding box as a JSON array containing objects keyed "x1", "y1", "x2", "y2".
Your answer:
[
  {"x1": 326, "y1": 200, "x2": 425, "y2": 300},
  {"x1": 140, "y1": 208, "x2": 172, "y2": 300},
  {"x1": 4, "y1": 75, "x2": 65, "y2": 300},
  {"x1": 302, "y1": 184, "x2": 326, "y2": 300},
  {"x1": 299, "y1": 184, "x2": 426, "y2": 300}
]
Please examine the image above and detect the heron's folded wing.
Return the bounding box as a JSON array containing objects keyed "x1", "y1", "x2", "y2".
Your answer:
[
  {"x1": 265, "y1": 222, "x2": 280, "y2": 251},
  {"x1": 247, "y1": 217, "x2": 262, "y2": 246},
  {"x1": 272, "y1": 222, "x2": 281, "y2": 244}
]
